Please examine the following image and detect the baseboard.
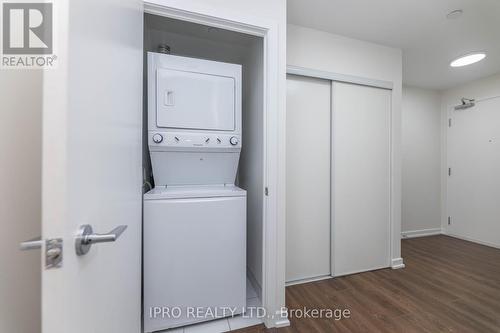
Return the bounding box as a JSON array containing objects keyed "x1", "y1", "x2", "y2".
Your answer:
[
  {"x1": 391, "y1": 257, "x2": 405, "y2": 269},
  {"x1": 401, "y1": 228, "x2": 442, "y2": 239},
  {"x1": 263, "y1": 310, "x2": 290, "y2": 328},
  {"x1": 443, "y1": 232, "x2": 500, "y2": 250},
  {"x1": 333, "y1": 264, "x2": 391, "y2": 277},
  {"x1": 285, "y1": 275, "x2": 332, "y2": 287},
  {"x1": 274, "y1": 318, "x2": 291, "y2": 328}
]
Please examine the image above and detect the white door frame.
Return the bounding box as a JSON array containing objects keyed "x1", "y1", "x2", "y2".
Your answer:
[
  {"x1": 286, "y1": 66, "x2": 402, "y2": 276},
  {"x1": 143, "y1": 2, "x2": 288, "y2": 328},
  {"x1": 287, "y1": 65, "x2": 394, "y2": 90}
]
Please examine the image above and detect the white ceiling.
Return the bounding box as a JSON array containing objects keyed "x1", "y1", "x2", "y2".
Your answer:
[{"x1": 287, "y1": 0, "x2": 500, "y2": 90}]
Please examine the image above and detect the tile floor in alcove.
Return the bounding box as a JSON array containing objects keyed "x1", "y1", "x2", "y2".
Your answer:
[{"x1": 160, "y1": 279, "x2": 263, "y2": 333}]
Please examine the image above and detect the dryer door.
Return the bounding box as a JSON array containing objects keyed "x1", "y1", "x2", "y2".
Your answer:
[{"x1": 156, "y1": 68, "x2": 235, "y2": 131}]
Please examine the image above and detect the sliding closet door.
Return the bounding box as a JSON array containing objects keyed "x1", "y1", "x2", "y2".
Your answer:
[
  {"x1": 332, "y1": 82, "x2": 391, "y2": 276},
  {"x1": 286, "y1": 75, "x2": 331, "y2": 283}
]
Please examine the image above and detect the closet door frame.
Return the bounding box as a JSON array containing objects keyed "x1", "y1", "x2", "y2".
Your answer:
[
  {"x1": 286, "y1": 65, "x2": 398, "y2": 277},
  {"x1": 144, "y1": 3, "x2": 288, "y2": 328}
]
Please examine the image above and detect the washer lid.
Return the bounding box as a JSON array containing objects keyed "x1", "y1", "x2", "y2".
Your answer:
[{"x1": 144, "y1": 185, "x2": 246, "y2": 200}]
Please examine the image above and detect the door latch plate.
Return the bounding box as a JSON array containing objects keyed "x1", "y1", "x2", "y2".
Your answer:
[{"x1": 45, "y1": 238, "x2": 63, "y2": 269}]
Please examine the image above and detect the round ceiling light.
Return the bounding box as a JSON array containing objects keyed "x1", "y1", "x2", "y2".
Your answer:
[{"x1": 450, "y1": 53, "x2": 486, "y2": 67}]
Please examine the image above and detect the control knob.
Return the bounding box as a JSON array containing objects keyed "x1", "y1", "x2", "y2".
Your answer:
[
  {"x1": 229, "y1": 136, "x2": 239, "y2": 146},
  {"x1": 152, "y1": 133, "x2": 163, "y2": 144}
]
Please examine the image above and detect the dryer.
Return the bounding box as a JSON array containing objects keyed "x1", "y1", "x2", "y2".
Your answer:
[{"x1": 147, "y1": 52, "x2": 242, "y2": 186}]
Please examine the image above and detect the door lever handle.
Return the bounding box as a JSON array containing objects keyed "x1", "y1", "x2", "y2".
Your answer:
[
  {"x1": 75, "y1": 224, "x2": 127, "y2": 256},
  {"x1": 19, "y1": 236, "x2": 43, "y2": 251},
  {"x1": 82, "y1": 225, "x2": 127, "y2": 244}
]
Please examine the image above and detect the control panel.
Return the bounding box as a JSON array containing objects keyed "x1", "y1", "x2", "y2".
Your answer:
[{"x1": 149, "y1": 132, "x2": 241, "y2": 149}]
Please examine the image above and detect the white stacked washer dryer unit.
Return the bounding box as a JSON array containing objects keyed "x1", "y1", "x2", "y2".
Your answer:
[{"x1": 143, "y1": 52, "x2": 246, "y2": 332}]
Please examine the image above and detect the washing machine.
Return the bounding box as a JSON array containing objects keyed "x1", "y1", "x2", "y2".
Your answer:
[
  {"x1": 143, "y1": 185, "x2": 246, "y2": 332},
  {"x1": 143, "y1": 53, "x2": 246, "y2": 332}
]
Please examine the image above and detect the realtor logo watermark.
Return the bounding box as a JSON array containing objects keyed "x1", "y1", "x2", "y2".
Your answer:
[
  {"x1": 149, "y1": 306, "x2": 352, "y2": 321},
  {"x1": 1, "y1": 1, "x2": 56, "y2": 68}
]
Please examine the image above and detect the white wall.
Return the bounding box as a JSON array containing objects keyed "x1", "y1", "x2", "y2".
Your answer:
[
  {"x1": 442, "y1": 72, "x2": 500, "y2": 106},
  {"x1": 0, "y1": 71, "x2": 42, "y2": 333},
  {"x1": 401, "y1": 86, "x2": 442, "y2": 237},
  {"x1": 440, "y1": 72, "x2": 500, "y2": 232},
  {"x1": 287, "y1": 24, "x2": 403, "y2": 266}
]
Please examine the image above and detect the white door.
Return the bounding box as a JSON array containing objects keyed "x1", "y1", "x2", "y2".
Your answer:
[
  {"x1": 41, "y1": 0, "x2": 143, "y2": 332},
  {"x1": 447, "y1": 97, "x2": 500, "y2": 246},
  {"x1": 332, "y1": 82, "x2": 391, "y2": 276},
  {"x1": 286, "y1": 75, "x2": 331, "y2": 283}
]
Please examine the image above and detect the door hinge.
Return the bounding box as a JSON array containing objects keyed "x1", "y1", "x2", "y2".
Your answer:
[
  {"x1": 265, "y1": 187, "x2": 269, "y2": 196},
  {"x1": 448, "y1": 216, "x2": 452, "y2": 225},
  {"x1": 448, "y1": 118, "x2": 452, "y2": 128},
  {"x1": 448, "y1": 167, "x2": 452, "y2": 176}
]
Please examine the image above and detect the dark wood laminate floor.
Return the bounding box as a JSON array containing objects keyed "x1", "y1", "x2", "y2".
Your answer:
[{"x1": 234, "y1": 235, "x2": 500, "y2": 333}]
